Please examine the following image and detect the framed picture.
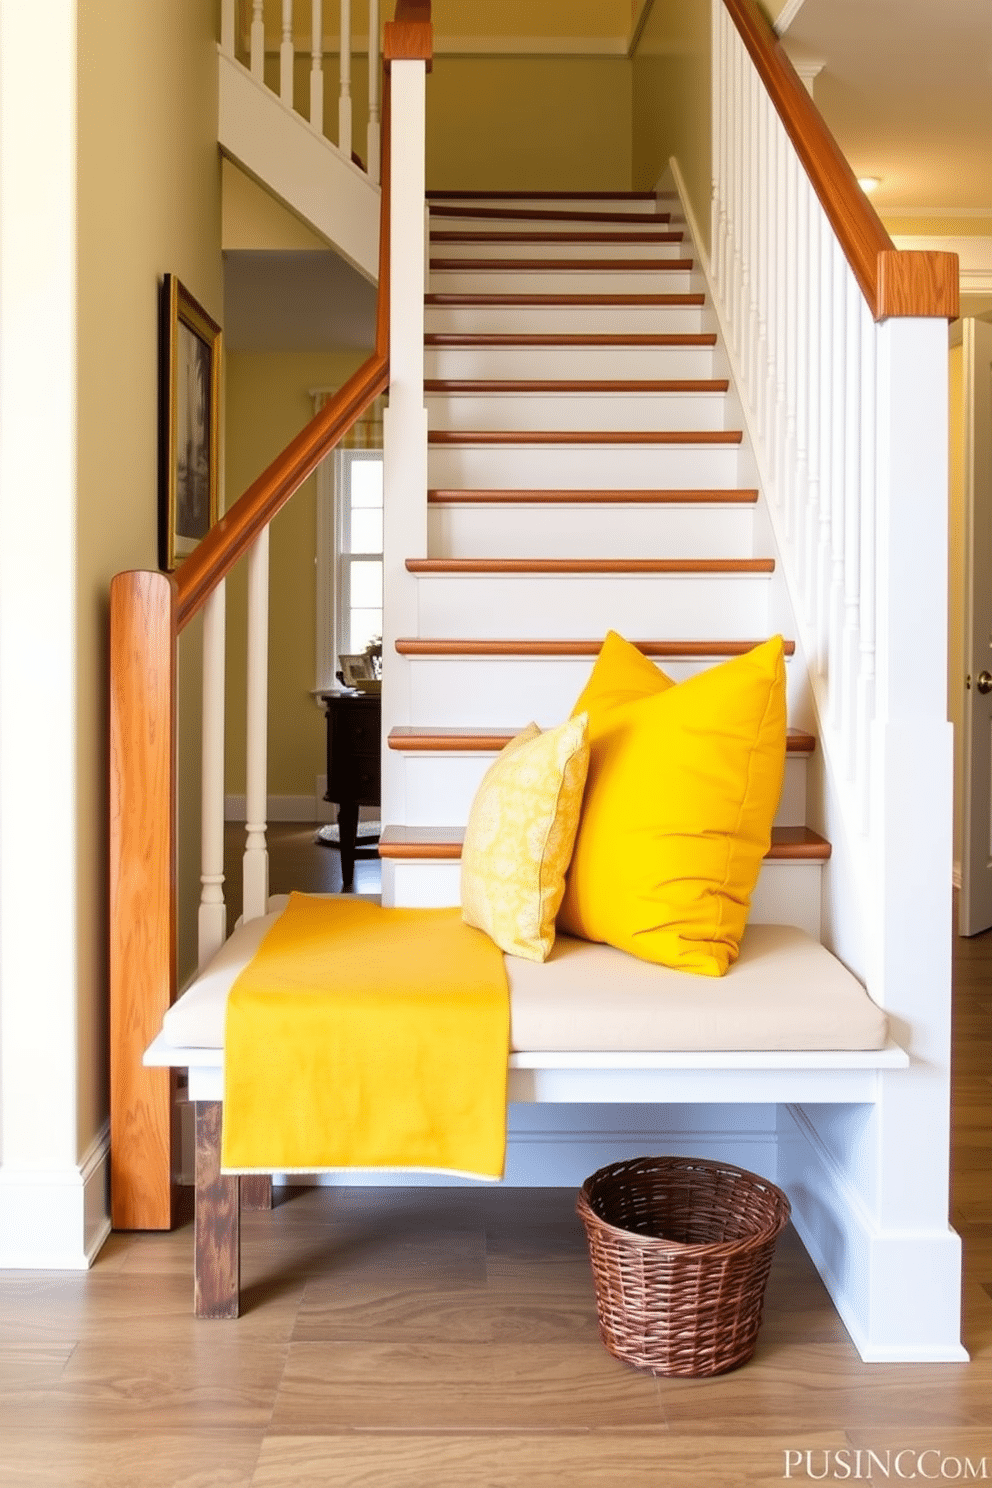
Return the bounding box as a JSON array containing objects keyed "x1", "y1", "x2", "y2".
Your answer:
[
  {"x1": 337, "y1": 653, "x2": 375, "y2": 688},
  {"x1": 159, "y1": 274, "x2": 222, "y2": 571}
]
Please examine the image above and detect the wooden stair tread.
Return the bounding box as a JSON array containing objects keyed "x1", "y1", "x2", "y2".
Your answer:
[
  {"x1": 432, "y1": 231, "x2": 684, "y2": 245},
  {"x1": 428, "y1": 430, "x2": 743, "y2": 447},
  {"x1": 425, "y1": 293, "x2": 706, "y2": 307},
  {"x1": 424, "y1": 378, "x2": 729, "y2": 394},
  {"x1": 395, "y1": 638, "x2": 796, "y2": 658},
  {"x1": 424, "y1": 333, "x2": 718, "y2": 347},
  {"x1": 429, "y1": 205, "x2": 673, "y2": 224},
  {"x1": 405, "y1": 557, "x2": 773, "y2": 575},
  {"x1": 428, "y1": 488, "x2": 758, "y2": 505},
  {"x1": 389, "y1": 725, "x2": 817, "y2": 754},
  {"x1": 431, "y1": 257, "x2": 695, "y2": 272},
  {"x1": 379, "y1": 824, "x2": 830, "y2": 862}
]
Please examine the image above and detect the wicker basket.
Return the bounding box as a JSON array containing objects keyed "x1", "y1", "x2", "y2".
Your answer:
[{"x1": 577, "y1": 1156, "x2": 791, "y2": 1377}]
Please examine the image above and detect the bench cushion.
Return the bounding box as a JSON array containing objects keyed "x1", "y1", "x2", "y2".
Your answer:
[{"x1": 163, "y1": 898, "x2": 887, "y2": 1055}]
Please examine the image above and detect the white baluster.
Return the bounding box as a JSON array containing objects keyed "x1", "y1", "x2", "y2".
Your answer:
[
  {"x1": 367, "y1": 0, "x2": 381, "y2": 182},
  {"x1": 221, "y1": 0, "x2": 236, "y2": 55},
  {"x1": 857, "y1": 313, "x2": 877, "y2": 828},
  {"x1": 782, "y1": 149, "x2": 799, "y2": 542},
  {"x1": 815, "y1": 215, "x2": 834, "y2": 663},
  {"x1": 840, "y1": 275, "x2": 862, "y2": 759},
  {"x1": 310, "y1": 0, "x2": 325, "y2": 131},
  {"x1": 250, "y1": 0, "x2": 265, "y2": 80},
  {"x1": 243, "y1": 527, "x2": 270, "y2": 922},
  {"x1": 827, "y1": 237, "x2": 847, "y2": 709},
  {"x1": 199, "y1": 582, "x2": 227, "y2": 968},
  {"x1": 339, "y1": 0, "x2": 352, "y2": 160},
  {"x1": 281, "y1": 0, "x2": 295, "y2": 107},
  {"x1": 792, "y1": 176, "x2": 811, "y2": 576},
  {"x1": 803, "y1": 197, "x2": 822, "y2": 628}
]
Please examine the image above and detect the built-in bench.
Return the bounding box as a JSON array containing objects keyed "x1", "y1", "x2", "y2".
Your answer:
[{"x1": 144, "y1": 895, "x2": 905, "y2": 1320}]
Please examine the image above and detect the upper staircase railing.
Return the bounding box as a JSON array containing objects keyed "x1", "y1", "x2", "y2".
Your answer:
[
  {"x1": 108, "y1": 3, "x2": 430, "y2": 1232},
  {"x1": 221, "y1": 0, "x2": 384, "y2": 179}
]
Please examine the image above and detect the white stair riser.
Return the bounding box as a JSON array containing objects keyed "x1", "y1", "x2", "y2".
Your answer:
[
  {"x1": 428, "y1": 197, "x2": 667, "y2": 215},
  {"x1": 429, "y1": 240, "x2": 689, "y2": 262},
  {"x1": 427, "y1": 503, "x2": 756, "y2": 559},
  {"x1": 428, "y1": 443, "x2": 744, "y2": 489},
  {"x1": 425, "y1": 391, "x2": 730, "y2": 433},
  {"x1": 425, "y1": 345, "x2": 718, "y2": 381},
  {"x1": 395, "y1": 752, "x2": 808, "y2": 829},
  {"x1": 381, "y1": 858, "x2": 822, "y2": 940},
  {"x1": 401, "y1": 655, "x2": 804, "y2": 725},
  {"x1": 413, "y1": 573, "x2": 771, "y2": 640},
  {"x1": 426, "y1": 306, "x2": 708, "y2": 335},
  {"x1": 430, "y1": 268, "x2": 698, "y2": 296}
]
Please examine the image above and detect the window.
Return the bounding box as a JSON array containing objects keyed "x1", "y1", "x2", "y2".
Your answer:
[
  {"x1": 313, "y1": 391, "x2": 384, "y2": 692},
  {"x1": 335, "y1": 447, "x2": 383, "y2": 662}
]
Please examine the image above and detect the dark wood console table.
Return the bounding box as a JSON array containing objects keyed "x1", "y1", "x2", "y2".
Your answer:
[{"x1": 318, "y1": 691, "x2": 381, "y2": 888}]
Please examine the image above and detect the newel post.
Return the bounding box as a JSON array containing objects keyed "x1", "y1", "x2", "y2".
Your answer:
[
  {"x1": 379, "y1": 9, "x2": 431, "y2": 832},
  {"x1": 109, "y1": 570, "x2": 178, "y2": 1231}
]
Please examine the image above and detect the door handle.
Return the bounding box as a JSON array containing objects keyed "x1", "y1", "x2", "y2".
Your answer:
[{"x1": 977, "y1": 671, "x2": 992, "y2": 695}]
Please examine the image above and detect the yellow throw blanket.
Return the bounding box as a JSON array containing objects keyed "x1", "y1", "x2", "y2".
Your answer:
[{"x1": 221, "y1": 894, "x2": 510, "y2": 1180}]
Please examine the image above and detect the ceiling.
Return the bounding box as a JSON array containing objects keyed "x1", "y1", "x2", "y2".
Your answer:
[{"x1": 778, "y1": 0, "x2": 992, "y2": 218}]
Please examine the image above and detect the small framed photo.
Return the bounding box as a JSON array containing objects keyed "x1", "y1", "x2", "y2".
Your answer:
[
  {"x1": 159, "y1": 275, "x2": 222, "y2": 571},
  {"x1": 338, "y1": 653, "x2": 375, "y2": 689}
]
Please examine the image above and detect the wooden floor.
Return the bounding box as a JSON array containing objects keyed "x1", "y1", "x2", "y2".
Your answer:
[{"x1": 2, "y1": 829, "x2": 991, "y2": 1486}]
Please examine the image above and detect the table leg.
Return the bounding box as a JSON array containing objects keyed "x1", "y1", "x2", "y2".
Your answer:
[
  {"x1": 337, "y1": 799, "x2": 358, "y2": 889},
  {"x1": 194, "y1": 1101, "x2": 240, "y2": 1319}
]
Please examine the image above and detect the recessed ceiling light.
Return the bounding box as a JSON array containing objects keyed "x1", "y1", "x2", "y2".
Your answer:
[{"x1": 857, "y1": 176, "x2": 882, "y2": 194}]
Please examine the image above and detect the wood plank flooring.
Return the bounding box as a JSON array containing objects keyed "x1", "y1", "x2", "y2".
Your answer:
[{"x1": 2, "y1": 831, "x2": 990, "y2": 1487}]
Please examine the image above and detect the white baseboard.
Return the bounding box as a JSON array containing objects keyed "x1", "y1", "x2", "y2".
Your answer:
[
  {"x1": 0, "y1": 1124, "x2": 111, "y2": 1268},
  {"x1": 778, "y1": 1105, "x2": 967, "y2": 1361}
]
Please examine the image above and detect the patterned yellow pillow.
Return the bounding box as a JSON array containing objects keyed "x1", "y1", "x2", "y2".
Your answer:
[{"x1": 461, "y1": 715, "x2": 590, "y2": 963}]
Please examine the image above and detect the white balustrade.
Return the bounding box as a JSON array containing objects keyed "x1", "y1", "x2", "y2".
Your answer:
[
  {"x1": 710, "y1": 0, "x2": 921, "y2": 857},
  {"x1": 222, "y1": 1, "x2": 381, "y2": 176}
]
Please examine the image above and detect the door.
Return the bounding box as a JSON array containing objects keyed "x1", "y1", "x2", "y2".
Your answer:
[{"x1": 960, "y1": 317, "x2": 992, "y2": 935}]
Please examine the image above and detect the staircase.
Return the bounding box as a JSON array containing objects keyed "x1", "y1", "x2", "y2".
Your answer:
[{"x1": 379, "y1": 189, "x2": 827, "y2": 936}]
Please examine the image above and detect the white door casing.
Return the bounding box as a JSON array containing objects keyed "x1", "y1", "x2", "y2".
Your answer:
[{"x1": 960, "y1": 318, "x2": 992, "y2": 935}]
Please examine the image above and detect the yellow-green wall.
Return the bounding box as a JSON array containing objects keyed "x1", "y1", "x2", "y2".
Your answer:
[
  {"x1": 631, "y1": 0, "x2": 711, "y2": 249},
  {"x1": 77, "y1": 0, "x2": 222, "y2": 1039},
  {"x1": 424, "y1": 57, "x2": 633, "y2": 191},
  {"x1": 223, "y1": 351, "x2": 369, "y2": 800}
]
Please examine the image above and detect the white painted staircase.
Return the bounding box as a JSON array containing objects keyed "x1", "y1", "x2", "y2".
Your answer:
[{"x1": 380, "y1": 189, "x2": 827, "y2": 940}]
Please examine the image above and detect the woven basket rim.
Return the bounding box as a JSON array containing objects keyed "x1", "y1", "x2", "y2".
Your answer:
[{"x1": 577, "y1": 1155, "x2": 791, "y2": 1257}]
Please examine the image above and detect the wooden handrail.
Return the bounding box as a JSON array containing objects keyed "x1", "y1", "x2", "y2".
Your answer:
[
  {"x1": 175, "y1": 353, "x2": 388, "y2": 629},
  {"x1": 109, "y1": 8, "x2": 433, "y2": 1230},
  {"x1": 722, "y1": 0, "x2": 957, "y2": 321}
]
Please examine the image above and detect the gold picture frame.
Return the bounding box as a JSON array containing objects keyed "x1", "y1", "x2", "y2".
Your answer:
[{"x1": 159, "y1": 275, "x2": 222, "y2": 571}]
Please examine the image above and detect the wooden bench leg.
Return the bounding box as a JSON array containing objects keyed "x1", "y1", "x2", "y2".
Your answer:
[
  {"x1": 240, "y1": 1174, "x2": 273, "y2": 1210},
  {"x1": 194, "y1": 1101, "x2": 240, "y2": 1319}
]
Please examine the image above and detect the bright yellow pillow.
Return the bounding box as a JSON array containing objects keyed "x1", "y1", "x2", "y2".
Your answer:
[
  {"x1": 571, "y1": 629, "x2": 674, "y2": 719},
  {"x1": 461, "y1": 715, "x2": 590, "y2": 963},
  {"x1": 558, "y1": 637, "x2": 787, "y2": 976}
]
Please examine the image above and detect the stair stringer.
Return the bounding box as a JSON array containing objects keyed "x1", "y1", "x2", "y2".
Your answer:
[
  {"x1": 218, "y1": 46, "x2": 379, "y2": 281},
  {"x1": 665, "y1": 160, "x2": 964, "y2": 1360}
]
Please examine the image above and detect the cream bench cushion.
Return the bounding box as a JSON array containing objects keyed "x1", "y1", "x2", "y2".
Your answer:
[{"x1": 163, "y1": 897, "x2": 887, "y2": 1055}]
